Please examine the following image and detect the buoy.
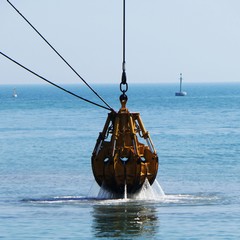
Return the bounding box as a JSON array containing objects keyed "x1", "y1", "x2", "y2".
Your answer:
[{"x1": 92, "y1": 95, "x2": 158, "y2": 195}]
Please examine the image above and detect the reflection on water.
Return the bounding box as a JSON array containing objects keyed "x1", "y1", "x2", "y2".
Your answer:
[{"x1": 92, "y1": 201, "x2": 159, "y2": 238}]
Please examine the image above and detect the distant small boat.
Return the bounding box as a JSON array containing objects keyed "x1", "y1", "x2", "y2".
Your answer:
[
  {"x1": 175, "y1": 73, "x2": 187, "y2": 96},
  {"x1": 12, "y1": 88, "x2": 18, "y2": 98}
]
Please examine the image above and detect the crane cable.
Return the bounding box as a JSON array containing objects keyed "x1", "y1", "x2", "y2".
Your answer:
[
  {"x1": 6, "y1": 0, "x2": 113, "y2": 111},
  {"x1": 0, "y1": 51, "x2": 112, "y2": 111},
  {"x1": 119, "y1": 0, "x2": 128, "y2": 102}
]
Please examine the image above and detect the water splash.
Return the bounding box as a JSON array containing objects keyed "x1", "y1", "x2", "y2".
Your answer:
[
  {"x1": 22, "y1": 183, "x2": 221, "y2": 206},
  {"x1": 87, "y1": 179, "x2": 165, "y2": 200},
  {"x1": 22, "y1": 178, "x2": 221, "y2": 205},
  {"x1": 97, "y1": 185, "x2": 118, "y2": 199},
  {"x1": 129, "y1": 179, "x2": 165, "y2": 200}
]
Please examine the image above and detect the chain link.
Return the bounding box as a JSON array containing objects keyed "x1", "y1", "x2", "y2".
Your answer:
[
  {"x1": 120, "y1": 82, "x2": 128, "y2": 93},
  {"x1": 120, "y1": 69, "x2": 128, "y2": 95}
]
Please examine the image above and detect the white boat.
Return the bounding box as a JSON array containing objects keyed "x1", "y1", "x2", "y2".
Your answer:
[
  {"x1": 12, "y1": 88, "x2": 18, "y2": 98},
  {"x1": 175, "y1": 73, "x2": 187, "y2": 96}
]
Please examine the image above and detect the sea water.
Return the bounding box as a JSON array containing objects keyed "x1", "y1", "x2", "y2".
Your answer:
[{"x1": 1, "y1": 83, "x2": 240, "y2": 239}]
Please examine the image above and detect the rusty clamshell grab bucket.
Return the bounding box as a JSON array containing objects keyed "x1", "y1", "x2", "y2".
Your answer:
[{"x1": 91, "y1": 97, "x2": 158, "y2": 195}]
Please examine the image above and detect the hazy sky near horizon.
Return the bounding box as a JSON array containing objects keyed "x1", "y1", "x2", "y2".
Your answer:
[{"x1": 1, "y1": 0, "x2": 240, "y2": 85}]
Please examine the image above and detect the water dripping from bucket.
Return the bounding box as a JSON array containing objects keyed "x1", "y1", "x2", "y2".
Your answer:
[
  {"x1": 88, "y1": 179, "x2": 165, "y2": 200},
  {"x1": 133, "y1": 179, "x2": 165, "y2": 200},
  {"x1": 124, "y1": 182, "x2": 127, "y2": 200}
]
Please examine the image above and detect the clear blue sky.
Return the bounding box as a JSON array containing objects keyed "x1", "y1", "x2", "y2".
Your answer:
[{"x1": 1, "y1": 0, "x2": 240, "y2": 85}]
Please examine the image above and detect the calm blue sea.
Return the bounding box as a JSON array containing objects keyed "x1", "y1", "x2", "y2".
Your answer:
[{"x1": 1, "y1": 83, "x2": 240, "y2": 239}]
